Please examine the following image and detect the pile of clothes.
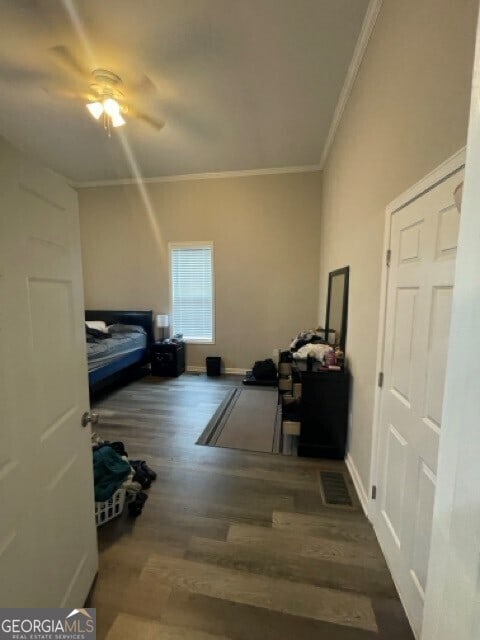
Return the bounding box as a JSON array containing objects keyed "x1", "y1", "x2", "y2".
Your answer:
[
  {"x1": 289, "y1": 328, "x2": 334, "y2": 365},
  {"x1": 92, "y1": 434, "x2": 156, "y2": 518},
  {"x1": 289, "y1": 328, "x2": 328, "y2": 352}
]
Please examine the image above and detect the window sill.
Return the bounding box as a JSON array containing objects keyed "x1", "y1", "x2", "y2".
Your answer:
[{"x1": 184, "y1": 339, "x2": 215, "y2": 345}]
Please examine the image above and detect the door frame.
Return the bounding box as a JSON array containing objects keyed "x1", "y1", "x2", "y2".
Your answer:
[{"x1": 368, "y1": 146, "x2": 466, "y2": 525}]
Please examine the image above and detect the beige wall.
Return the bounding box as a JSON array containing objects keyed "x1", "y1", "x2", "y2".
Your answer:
[
  {"x1": 78, "y1": 171, "x2": 322, "y2": 370},
  {"x1": 318, "y1": 0, "x2": 478, "y2": 493}
]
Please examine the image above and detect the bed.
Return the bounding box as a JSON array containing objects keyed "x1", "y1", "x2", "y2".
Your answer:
[{"x1": 85, "y1": 310, "x2": 154, "y2": 394}]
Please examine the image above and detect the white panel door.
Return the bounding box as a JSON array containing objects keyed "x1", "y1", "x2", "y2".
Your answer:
[
  {"x1": 0, "y1": 140, "x2": 98, "y2": 606},
  {"x1": 375, "y1": 169, "x2": 463, "y2": 638}
]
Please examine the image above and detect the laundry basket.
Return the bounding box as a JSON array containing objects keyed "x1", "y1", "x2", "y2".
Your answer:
[{"x1": 95, "y1": 487, "x2": 126, "y2": 527}]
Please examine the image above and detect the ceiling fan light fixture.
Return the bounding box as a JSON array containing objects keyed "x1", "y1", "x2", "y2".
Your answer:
[
  {"x1": 111, "y1": 113, "x2": 126, "y2": 128},
  {"x1": 86, "y1": 101, "x2": 103, "y2": 119},
  {"x1": 57, "y1": 60, "x2": 161, "y2": 136},
  {"x1": 103, "y1": 97, "x2": 120, "y2": 117}
]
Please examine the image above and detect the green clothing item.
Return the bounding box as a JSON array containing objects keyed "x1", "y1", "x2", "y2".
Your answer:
[{"x1": 93, "y1": 446, "x2": 131, "y2": 502}]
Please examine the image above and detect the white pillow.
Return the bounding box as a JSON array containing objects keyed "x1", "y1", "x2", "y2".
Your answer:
[{"x1": 85, "y1": 320, "x2": 108, "y2": 333}]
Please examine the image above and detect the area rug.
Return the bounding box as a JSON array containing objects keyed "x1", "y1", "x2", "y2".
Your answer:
[{"x1": 197, "y1": 386, "x2": 281, "y2": 454}]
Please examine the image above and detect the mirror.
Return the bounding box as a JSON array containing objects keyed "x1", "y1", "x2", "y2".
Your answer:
[{"x1": 325, "y1": 266, "x2": 350, "y2": 350}]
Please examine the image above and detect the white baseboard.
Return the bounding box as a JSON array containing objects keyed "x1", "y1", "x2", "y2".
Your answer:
[
  {"x1": 345, "y1": 453, "x2": 370, "y2": 518},
  {"x1": 186, "y1": 365, "x2": 246, "y2": 376}
]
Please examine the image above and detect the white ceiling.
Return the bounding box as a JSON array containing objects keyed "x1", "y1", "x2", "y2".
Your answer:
[{"x1": 0, "y1": 0, "x2": 370, "y2": 183}]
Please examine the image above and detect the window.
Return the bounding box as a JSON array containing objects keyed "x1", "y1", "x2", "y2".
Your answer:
[{"x1": 169, "y1": 242, "x2": 215, "y2": 343}]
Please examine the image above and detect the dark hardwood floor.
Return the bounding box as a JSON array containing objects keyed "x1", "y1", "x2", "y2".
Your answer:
[{"x1": 89, "y1": 373, "x2": 414, "y2": 640}]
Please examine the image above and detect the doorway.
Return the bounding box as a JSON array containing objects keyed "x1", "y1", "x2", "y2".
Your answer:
[{"x1": 372, "y1": 152, "x2": 465, "y2": 637}]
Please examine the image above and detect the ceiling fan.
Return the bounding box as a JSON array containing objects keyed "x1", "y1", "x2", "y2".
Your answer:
[{"x1": 50, "y1": 45, "x2": 165, "y2": 137}]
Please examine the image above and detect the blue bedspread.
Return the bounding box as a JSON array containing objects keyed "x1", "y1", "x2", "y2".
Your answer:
[{"x1": 87, "y1": 332, "x2": 147, "y2": 372}]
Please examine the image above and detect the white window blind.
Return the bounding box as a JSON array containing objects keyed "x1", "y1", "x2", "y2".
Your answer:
[{"x1": 170, "y1": 243, "x2": 214, "y2": 342}]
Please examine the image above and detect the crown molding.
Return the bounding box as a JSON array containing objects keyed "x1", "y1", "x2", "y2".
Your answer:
[
  {"x1": 320, "y1": 0, "x2": 383, "y2": 169},
  {"x1": 72, "y1": 2, "x2": 380, "y2": 189},
  {"x1": 72, "y1": 163, "x2": 322, "y2": 189}
]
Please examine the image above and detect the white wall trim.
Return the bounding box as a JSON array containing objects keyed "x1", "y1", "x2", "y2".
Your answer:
[
  {"x1": 387, "y1": 147, "x2": 466, "y2": 215},
  {"x1": 72, "y1": 164, "x2": 322, "y2": 189},
  {"x1": 368, "y1": 147, "x2": 466, "y2": 523},
  {"x1": 345, "y1": 453, "x2": 369, "y2": 517},
  {"x1": 320, "y1": 0, "x2": 383, "y2": 169},
  {"x1": 186, "y1": 365, "x2": 246, "y2": 375}
]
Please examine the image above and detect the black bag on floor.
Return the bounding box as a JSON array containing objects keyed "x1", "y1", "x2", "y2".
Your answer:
[{"x1": 252, "y1": 358, "x2": 277, "y2": 381}]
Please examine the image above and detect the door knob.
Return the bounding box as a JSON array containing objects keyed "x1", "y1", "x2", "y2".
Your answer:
[{"x1": 81, "y1": 411, "x2": 99, "y2": 428}]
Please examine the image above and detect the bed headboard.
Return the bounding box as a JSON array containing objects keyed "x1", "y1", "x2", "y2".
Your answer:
[{"x1": 85, "y1": 309, "x2": 155, "y2": 345}]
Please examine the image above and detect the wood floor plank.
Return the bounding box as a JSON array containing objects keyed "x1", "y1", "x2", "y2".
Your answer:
[
  {"x1": 272, "y1": 510, "x2": 378, "y2": 544},
  {"x1": 131, "y1": 492, "x2": 275, "y2": 528},
  {"x1": 186, "y1": 535, "x2": 397, "y2": 597},
  {"x1": 105, "y1": 613, "x2": 233, "y2": 640},
  {"x1": 227, "y1": 523, "x2": 386, "y2": 570},
  {"x1": 141, "y1": 454, "x2": 320, "y2": 490},
  {"x1": 142, "y1": 553, "x2": 378, "y2": 631},
  {"x1": 149, "y1": 480, "x2": 297, "y2": 514},
  {"x1": 98, "y1": 537, "x2": 185, "y2": 569},
  {"x1": 89, "y1": 566, "x2": 171, "y2": 620},
  {"x1": 121, "y1": 514, "x2": 229, "y2": 546},
  {"x1": 162, "y1": 591, "x2": 378, "y2": 640}
]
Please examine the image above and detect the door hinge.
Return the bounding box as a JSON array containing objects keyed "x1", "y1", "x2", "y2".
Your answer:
[
  {"x1": 371, "y1": 485, "x2": 377, "y2": 500},
  {"x1": 378, "y1": 371, "x2": 384, "y2": 388},
  {"x1": 386, "y1": 249, "x2": 391, "y2": 267}
]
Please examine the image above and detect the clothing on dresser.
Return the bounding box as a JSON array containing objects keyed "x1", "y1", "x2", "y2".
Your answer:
[{"x1": 289, "y1": 329, "x2": 328, "y2": 352}]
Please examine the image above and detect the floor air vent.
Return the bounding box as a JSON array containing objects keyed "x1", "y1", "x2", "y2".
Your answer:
[{"x1": 319, "y1": 471, "x2": 353, "y2": 506}]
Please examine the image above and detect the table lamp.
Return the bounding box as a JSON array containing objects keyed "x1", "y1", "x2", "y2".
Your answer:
[{"x1": 156, "y1": 314, "x2": 169, "y2": 341}]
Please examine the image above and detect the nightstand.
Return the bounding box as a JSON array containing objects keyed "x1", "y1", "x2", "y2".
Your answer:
[{"x1": 150, "y1": 341, "x2": 186, "y2": 377}]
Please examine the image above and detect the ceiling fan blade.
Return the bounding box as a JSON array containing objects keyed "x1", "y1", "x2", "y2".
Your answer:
[
  {"x1": 129, "y1": 108, "x2": 165, "y2": 131},
  {"x1": 49, "y1": 45, "x2": 90, "y2": 80},
  {"x1": 45, "y1": 86, "x2": 94, "y2": 102},
  {"x1": 131, "y1": 74, "x2": 159, "y2": 97},
  {"x1": 0, "y1": 61, "x2": 50, "y2": 85}
]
